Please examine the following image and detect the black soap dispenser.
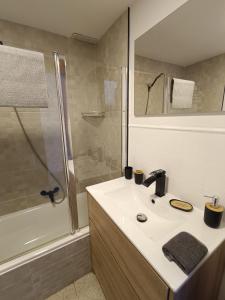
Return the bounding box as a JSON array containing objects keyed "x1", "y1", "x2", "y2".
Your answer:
[{"x1": 204, "y1": 195, "x2": 224, "y2": 228}]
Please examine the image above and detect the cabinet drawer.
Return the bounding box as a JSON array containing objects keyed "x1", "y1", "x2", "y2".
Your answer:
[
  {"x1": 90, "y1": 221, "x2": 139, "y2": 300},
  {"x1": 88, "y1": 193, "x2": 169, "y2": 300}
]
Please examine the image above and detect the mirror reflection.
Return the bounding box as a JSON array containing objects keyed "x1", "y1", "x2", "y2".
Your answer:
[{"x1": 134, "y1": 0, "x2": 225, "y2": 116}]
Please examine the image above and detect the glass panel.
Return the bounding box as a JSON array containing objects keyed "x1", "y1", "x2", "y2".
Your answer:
[
  {"x1": 69, "y1": 11, "x2": 128, "y2": 230},
  {"x1": 74, "y1": 64, "x2": 123, "y2": 229},
  {"x1": 0, "y1": 50, "x2": 71, "y2": 263}
]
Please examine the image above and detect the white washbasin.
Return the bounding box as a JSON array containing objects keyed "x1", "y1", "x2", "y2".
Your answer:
[{"x1": 104, "y1": 182, "x2": 188, "y2": 242}]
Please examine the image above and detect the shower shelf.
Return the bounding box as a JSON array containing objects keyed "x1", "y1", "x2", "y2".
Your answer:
[{"x1": 82, "y1": 111, "x2": 105, "y2": 118}]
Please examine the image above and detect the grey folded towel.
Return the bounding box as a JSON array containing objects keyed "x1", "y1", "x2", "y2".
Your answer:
[
  {"x1": 0, "y1": 45, "x2": 48, "y2": 108},
  {"x1": 162, "y1": 232, "x2": 208, "y2": 275}
]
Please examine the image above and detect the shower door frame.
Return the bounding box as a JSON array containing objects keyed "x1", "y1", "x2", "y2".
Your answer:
[{"x1": 54, "y1": 52, "x2": 78, "y2": 233}]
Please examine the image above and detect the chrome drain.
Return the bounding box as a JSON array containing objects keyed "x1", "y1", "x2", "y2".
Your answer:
[{"x1": 136, "y1": 213, "x2": 148, "y2": 223}]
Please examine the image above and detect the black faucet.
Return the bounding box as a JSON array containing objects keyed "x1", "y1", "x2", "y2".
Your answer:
[
  {"x1": 143, "y1": 169, "x2": 166, "y2": 197},
  {"x1": 40, "y1": 187, "x2": 59, "y2": 203}
]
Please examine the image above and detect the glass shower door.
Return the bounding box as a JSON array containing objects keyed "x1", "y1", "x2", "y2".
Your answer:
[
  {"x1": 74, "y1": 64, "x2": 124, "y2": 229},
  {"x1": 0, "y1": 48, "x2": 72, "y2": 263}
]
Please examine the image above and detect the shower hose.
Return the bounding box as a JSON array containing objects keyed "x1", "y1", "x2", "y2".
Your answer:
[{"x1": 14, "y1": 107, "x2": 65, "y2": 204}]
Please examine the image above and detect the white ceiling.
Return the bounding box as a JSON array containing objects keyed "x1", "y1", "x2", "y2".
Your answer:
[
  {"x1": 135, "y1": 0, "x2": 225, "y2": 66},
  {"x1": 0, "y1": 0, "x2": 133, "y2": 39}
]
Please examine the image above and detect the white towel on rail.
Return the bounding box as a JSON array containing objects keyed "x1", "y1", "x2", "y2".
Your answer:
[
  {"x1": 0, "y1": 45, "x2": 48, "y2": 108},
  {"x1": 172, "y1": 78, "x2": 195, "y2": 109}
]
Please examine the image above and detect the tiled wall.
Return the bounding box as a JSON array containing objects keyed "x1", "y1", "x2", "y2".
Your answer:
[
  {"x1": 185, "y1": 53, "x2": 225, "y2": 112},
  {"x1": 0, "y1": 12, "x2": 127, "y2": 215}
]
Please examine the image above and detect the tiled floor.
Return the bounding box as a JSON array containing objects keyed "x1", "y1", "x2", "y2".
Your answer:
[{"x1": 46, "y1": 272, "x2": 106, "y2": 300}]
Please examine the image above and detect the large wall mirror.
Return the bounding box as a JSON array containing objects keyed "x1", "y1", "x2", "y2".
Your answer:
[{"x1": 134, "y1": 0, "x2": 225, "y2": 116}]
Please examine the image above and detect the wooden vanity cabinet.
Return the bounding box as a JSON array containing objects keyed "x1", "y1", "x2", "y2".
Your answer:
[{"x1": 88, "y1": 193, "x2": 225, "y2": 300}]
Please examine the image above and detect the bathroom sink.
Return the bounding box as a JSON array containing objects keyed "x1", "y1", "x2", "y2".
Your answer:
[{"x1": 103, "y1": 181, "x2": 188, "y2": 242}]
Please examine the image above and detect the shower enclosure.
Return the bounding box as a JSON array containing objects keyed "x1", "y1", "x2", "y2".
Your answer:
[
  {"x1": 0, "y1": 10, "x2": 128, "y2": 266},
  {"x1": 0, "y1": 48, "x2": 76, "y2": 263}
]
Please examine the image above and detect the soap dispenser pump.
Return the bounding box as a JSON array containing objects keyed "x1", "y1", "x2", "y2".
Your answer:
[{"x1": 204, "y1": 195, "x2": 224, "y2": 228}]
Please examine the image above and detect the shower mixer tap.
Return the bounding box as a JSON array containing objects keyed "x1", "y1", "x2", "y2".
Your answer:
[{"x1": 40, "y1": 187, "x2": 60, "y2": 203}]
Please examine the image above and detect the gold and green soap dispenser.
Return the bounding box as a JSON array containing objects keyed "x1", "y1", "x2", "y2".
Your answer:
[{"x1": 204, "y1": 195, "x2": 224, "y2": 228}]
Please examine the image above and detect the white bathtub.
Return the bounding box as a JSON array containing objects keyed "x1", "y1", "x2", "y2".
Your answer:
[
  {"x1": 0, "y1": 198, "x2": 85, "y2": 266},
  {"x1": 0, "y1": 199, "x2": 89, "y2": 276}
]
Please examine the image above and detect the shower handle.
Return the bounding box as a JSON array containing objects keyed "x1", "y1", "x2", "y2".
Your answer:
[{"x1": 40, "y1": 187, "x2": 60, "y2": 203}]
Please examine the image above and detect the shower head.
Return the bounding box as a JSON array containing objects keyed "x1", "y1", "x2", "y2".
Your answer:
[
  {"x1": 145, "y1": 73, "x2": 165, "y2": 115},
  {"x1": 147, "y1": 73, "x2": 165, "y2": 89},
  {"x1": 71, "y1": 33, "x2": 98, "y2": 45}
]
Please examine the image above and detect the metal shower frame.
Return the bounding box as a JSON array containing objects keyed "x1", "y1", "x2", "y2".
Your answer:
[{"x1": 54, "y1": 52, "x2": 79, "y2": 233}]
